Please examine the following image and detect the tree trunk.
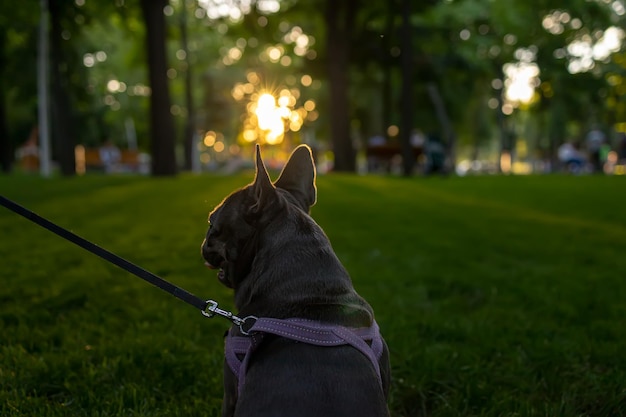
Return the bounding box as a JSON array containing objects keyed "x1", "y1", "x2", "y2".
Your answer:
[
  {"x1": 427, "y1": 82, "x2": 456, "y2": 173},
  {"x1": 0, "y1": 91, "x2": 9, "y2": 173},
  {"x1": 0, "y1": 30, "x2": 11, "y2": 173},
  {"x1": 381, "y1": 4, "x2": 394, "y2": 140},
  {"x1": 141, "y1": 0, "x2": 177, "y2": 176},
  {"x1": 492, "y1": 64, "x2": 512, "y2": 173},
  {"x1": 49, "y1": 0, "x2": 75, "y2": 176},
  {"x1": 180, "y1": 0, "x2": 194, "y2": 171},
  {"x1": 399, "y1": 0, "x2": 414, "y2": 176},
  {"x1": 325, "y1": 0, "x2": 357, "y2": 172}
]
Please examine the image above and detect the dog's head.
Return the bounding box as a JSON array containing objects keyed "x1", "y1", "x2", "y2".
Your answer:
[{"x1": 201, "y1": 144, "x2": 316, "y2": 289}]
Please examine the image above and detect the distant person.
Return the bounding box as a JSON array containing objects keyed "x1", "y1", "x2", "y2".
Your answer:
[
  {"x1": 16, "y1": 127, "x2": 40, "y2": 172},
  {"x1": 618, "y1": 132, "x2": 626, "y2": 163},
  {"x1": 557, "y1": 141, "x2": 585, "y2": 173},
  {"x1": 410, "y1": 129, "x2": 425, "y2": 148},
  {"x1": 599, "y1": 140, "x2": 612, "y2": 173},
  {"x1": 368, "y1": 134, "x2": 386, "y2": 147},
  {"x1": 424, "y1": 134, "x2": 446, "y2": 175},
  {"x1": 367, "y1": 134, "x2": 387, "y2": 172},
  {"x1": 586, "y1": 127, "x2": 605, "y2": 173},
  {"x1": 99, "y1": 139, "x2": 121, "y2": 173}
]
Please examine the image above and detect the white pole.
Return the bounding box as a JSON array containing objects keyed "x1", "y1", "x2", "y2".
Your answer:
[
  {"x1": 38, "y1": 0, "x2": 52, "y2": 177},
  {"x1": 191, "y1": 132, "x2": 201, "y2": 173},
  {"x1": 125, "y1": 117, "x2": 137, "y2": 150}
]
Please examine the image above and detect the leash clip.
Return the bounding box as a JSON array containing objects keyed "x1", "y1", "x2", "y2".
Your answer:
[{"x1": 202, "y1": 300, "x2": 257, "y2": 335}]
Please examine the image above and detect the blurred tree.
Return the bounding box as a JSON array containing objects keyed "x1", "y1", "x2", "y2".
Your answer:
[
  {"x1": 525, "y1": 0, "x2": 620, "y2": 167},
  {"x1": 78, "y1": 4, "x2": 150, "y2": 149},
  {"x1": 141, "y1": 0, "x2": 177, "y2": 176},
  {"x1": 178, "y1": 0, "x2": 195, "y2": 171},
  {"x1": 48, "y1": 0, "x2": 78, "y2": 176},
  {"x1": 399, "y1": 0, "x2": 415, "y2": 176},
  {"x1": 0, "y1": 28, "x2": 10, "y2": 173},
  {"x1": 325, "y1": 0, "x2": 359, "y2": 172},
  {"x1": 0, "y1": 2, "x2": 39, "y2": 173},
  {"x1": 2, "y1": 0, "x2": 623, "y2": 177},
  {"x1": 349, "y1": 0, "x2": 443, "y2": 172},
  {"x1": 411, "y1": 0, "x2": 622, "y2": 170}
]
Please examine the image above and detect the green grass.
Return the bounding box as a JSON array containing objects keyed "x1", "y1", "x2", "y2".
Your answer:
[{"x1": 1, "y1": 172, "x2": 625, "y2": 416}]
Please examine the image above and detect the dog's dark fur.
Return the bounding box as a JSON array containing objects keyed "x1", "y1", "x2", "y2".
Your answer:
[{"x1": 201, "y1": 145, "x2": 390, "y2": 417}]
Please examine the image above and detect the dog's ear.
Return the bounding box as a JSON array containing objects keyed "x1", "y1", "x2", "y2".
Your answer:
[
  {"x1": 274, "y1": 144, "x2": 317, "y2": 211},
  {"x1": 250, "y1": 144, "x2": 276, "y2": 214}
]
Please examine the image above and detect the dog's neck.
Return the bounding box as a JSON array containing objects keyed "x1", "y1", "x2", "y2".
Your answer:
[{"x1": 232, "y1": 207, "x2": 374, "y2": 327}]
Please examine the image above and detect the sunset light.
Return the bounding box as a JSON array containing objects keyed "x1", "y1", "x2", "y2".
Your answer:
[
  {"x1": 254, "y1": 93, "x2": 285, "y2": 144},
  {"x1": 234, "y1": 71, "x2": 316, "y2": 146}
]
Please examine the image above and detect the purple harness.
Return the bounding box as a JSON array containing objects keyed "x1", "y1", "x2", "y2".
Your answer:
[{"x1": 225, "y1": 318, "x2": 384, "y2": 395}]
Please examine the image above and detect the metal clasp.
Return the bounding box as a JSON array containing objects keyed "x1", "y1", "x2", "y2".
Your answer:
[{"x1": 201, "y1": 299, "x2": 257, "y2": 335}]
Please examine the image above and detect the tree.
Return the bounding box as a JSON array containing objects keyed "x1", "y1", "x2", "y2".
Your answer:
[
  {"x1": 3, "y1": 0, "x2": 622, "y2": 177},
  {"x1": 399, "y1": 0, "x2": 415, "y2": 176},
  {"x1": 325, "y1": 0, "x2": 359, "y2": 172},
  {"x1": 48, "y1": 0, "x2": 78, "y2": 176},
  {"x1": 178, "y1": 0, "x2": 195, "y2": 171},
  {"x1": 141, "y1": 0, "x2": 177, "y2": 176},
  {"x1": 409, "y1": 0, "x2": 622, "y2": 170},
  {"x1": 0, "y1": 28, "x2": 10, "y2": 173},
  {"x1": 0, "y1": 2, "x2": 39, "y2": 174}
]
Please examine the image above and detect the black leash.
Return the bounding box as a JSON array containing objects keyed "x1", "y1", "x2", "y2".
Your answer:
[{"x1": 0, "y1": 195, "x2": 255, "y2": 331}]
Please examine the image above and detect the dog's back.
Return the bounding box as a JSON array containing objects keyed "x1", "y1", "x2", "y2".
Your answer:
[{"x1": 233, "y1": 339, "x2": 389, "y2": 417}]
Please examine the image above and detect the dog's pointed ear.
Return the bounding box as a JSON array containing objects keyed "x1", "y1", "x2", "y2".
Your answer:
[
  {"x1": 250, "y1": 144, "x2": 276, "y2": 213},
  {"x1": 274, "y1": 144, "x2": 317, "y2": 211}
]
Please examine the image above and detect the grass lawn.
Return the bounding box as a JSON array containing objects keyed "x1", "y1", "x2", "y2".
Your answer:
[{"x1": 1, "y1": 172, "x2": 625, "y2": 416}]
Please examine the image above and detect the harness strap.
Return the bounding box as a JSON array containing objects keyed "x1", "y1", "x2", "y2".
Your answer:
[{"x1": 225, "y1": 318, "x2": 385, "y2": 395}]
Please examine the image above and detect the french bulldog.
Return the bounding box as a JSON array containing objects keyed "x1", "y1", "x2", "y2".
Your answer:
[{"x1": 201, "y1": 144, "x2": 390, "y2": 417}]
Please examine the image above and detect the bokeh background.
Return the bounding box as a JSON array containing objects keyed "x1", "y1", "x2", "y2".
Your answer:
[{"x1": 1, "y1": 0, "x2": 625, "y2": 177}]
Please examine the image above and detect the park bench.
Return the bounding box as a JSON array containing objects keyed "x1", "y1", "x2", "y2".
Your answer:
[
  {"x1": 365, "y1": 144, "x2": 423, "y2": 172},
  {"x1": 75, "y1": 145, "x2": 141, "y2": 174}
]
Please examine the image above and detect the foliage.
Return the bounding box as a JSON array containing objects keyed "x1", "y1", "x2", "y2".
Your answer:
[
  {"x1": 0, "y1": 1, "x2": 40, "y2": 147},
  {"x1": 0, "y1": 0, "x2": 624, "y2": 173},
  {"x1": 76, "y1": 8, "x2": 148, "y2": 148},
  {"x1": 1, "y1": 173, "x2": 626, "y2": 415}
]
